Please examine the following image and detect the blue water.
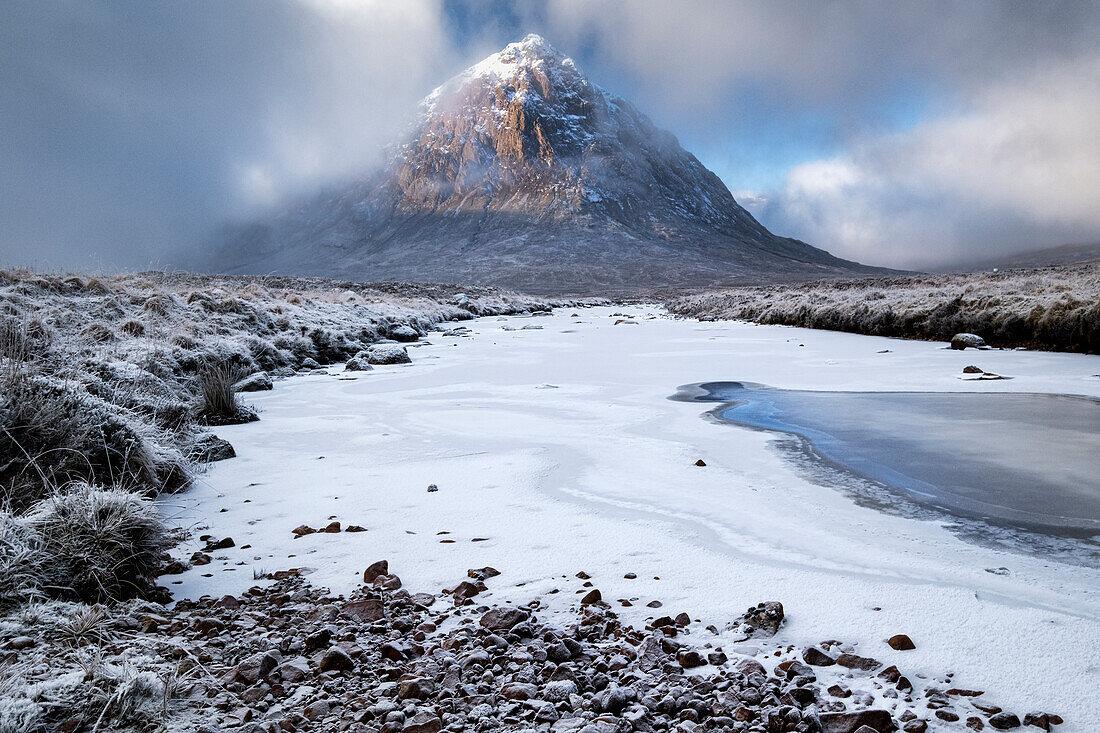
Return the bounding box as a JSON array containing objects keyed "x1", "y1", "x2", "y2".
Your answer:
[{"x1": 683, "y1": 382, "x2": 1100, "y2": 538}]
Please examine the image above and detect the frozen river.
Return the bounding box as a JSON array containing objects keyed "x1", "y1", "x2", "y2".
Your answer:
[{"x1": 163, "y1": 305, "x2": 1100, "y2": 727}]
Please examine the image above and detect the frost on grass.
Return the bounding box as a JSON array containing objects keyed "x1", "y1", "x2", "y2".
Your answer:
[
  {"x1": 0, "y1": 269, "x2": 556, "y2": 609},
  {"x1": 665, "y1": 262, "x2": 1100, "y2": 353}
]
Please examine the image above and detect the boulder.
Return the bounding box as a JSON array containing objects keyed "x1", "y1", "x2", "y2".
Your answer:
[
  {"x1": 188, "y1": 434, "x2": 236, "y2": 463},
  {"x1": 887, "y1": 634, "x2": 916, "y2": 650},
  {"x1": 989, "y1": 713, "x2": 1021, "y2": 730},
  {"x1": 363, "y1": 559, "x2": 389, "y2": 583},
  {"x1": 803, "y1": 646, "x2": 837, "y2": 666},
  {"x1": 963, "y1": 365, "x2": 984, "y2": 374},
  {"x1": 317, "y1": 647, "x2": 354, "y2": 673},
  {"x1": 820, "y1": 709, "x2": 895, "y2": 733},
  {"x1": 951, "y1": 333, "x2": 987, "y2": 350},
  {"x1": 389, "y1": 325, "x2": 420, "y2": 342},
  {"x1": 734, "y1": 601, "x2": 785, "y2": 638},
  {"x1": 365, "y1": 344, "x2": 412, "y2": 365},
  {"x1": 344, "y1": 354, "x2": 374, "y2": 372},
  {"x1": 480, "y1": 607, "x2": 528, "y2": 630},
  {"x1": 836, "y1": 653, "x2": 881, "y2": 671},
  {"x1": 234, "y1": 372, "x2": 273, "y2": 392}
]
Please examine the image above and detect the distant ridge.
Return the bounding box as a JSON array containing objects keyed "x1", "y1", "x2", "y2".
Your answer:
[{"x1": 207, "y1": 35, "x2": 885, "y2": 294}]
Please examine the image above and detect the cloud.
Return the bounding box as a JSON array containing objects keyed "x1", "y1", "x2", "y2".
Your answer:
[
  {"x1": 0, "y1": 0, "x2": 457, "y2": 271},
  {"x1": 765, "y1": 55, "x2": 1100, "y2": 268},
  {"x1": 1, "y1": 0, "x2": 1097, "y2": 272}
]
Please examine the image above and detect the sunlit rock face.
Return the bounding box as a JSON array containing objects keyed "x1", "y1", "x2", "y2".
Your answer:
[{"x1": 216, "y1": 35, "x2": 878, "y2": 293}]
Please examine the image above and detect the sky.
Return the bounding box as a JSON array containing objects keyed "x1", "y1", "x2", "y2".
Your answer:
[{"x1": 1, "y1": 0, "x2": 1098, "y2": 272}]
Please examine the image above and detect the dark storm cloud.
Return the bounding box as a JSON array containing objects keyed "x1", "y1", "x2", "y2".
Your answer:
[
  {"x1": 0, "y1": 0, "x2": 456, "y2": 271},
  {"x1": 1, "y1": 0, "x2": 1097, "y2": 272}
]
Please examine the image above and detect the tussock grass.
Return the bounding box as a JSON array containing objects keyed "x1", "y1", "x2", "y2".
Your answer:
[
  {"x1": 24, "y1": 484, "x2": 170, "y2": 603},
  {"x1": 665, "y1": 263, "x2": 1100, "y2": 353}
]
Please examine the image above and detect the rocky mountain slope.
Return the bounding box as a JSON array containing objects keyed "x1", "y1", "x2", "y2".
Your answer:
[{"x1": 211, "y1": 35, "x2": 881, "y2": 294}]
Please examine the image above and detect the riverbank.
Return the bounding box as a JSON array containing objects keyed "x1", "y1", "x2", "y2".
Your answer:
[{"x1": 661, "y1": 263, "x2": 1100, "y2": 354}]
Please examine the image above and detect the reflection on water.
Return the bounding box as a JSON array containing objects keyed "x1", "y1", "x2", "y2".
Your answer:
[{"x1": 683, "y1": 382, "x2": 1100, "y2": 539}]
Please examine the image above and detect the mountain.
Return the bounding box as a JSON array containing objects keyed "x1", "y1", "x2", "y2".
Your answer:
[{"x1": 210, "y1": 35, "x2": 881, "y2": 294}]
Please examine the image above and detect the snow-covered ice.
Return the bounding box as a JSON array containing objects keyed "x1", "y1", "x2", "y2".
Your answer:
[{"x1": 162, "y1": 305, "x2": 1100, "y2": 728}]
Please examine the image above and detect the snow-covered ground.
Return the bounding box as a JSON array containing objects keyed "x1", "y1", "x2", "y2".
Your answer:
[{"x1": 162, "y1": 305, "x2": 1100, "y2": 728}]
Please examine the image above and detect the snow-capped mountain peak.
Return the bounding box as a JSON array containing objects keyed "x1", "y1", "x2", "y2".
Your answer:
[{"x1": 214, "y1": 36, "x2": 877, "y2": 292}]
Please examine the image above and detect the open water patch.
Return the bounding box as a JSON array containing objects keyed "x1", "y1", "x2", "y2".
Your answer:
[{"x1": 674, "y1": 381, "x2": 1100, "y2": 564}]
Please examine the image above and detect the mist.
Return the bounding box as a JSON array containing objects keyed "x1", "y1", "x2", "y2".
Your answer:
[{"x1": 2, "y1": 0, "x2": 1098, "y2": 272}]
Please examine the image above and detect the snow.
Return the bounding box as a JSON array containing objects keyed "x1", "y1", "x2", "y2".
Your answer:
[{"x1": 163, "y1": 305, "x2": 1100, "y2": 728}]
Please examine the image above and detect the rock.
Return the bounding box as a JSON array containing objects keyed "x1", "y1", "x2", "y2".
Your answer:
[
  {"x1": 694, "y1": 459, "x2": 706, "y2": 466},
  {"x1": 580, "y1": 589, "x2": 602, "y2": 604},
  {"x1": 501, "y1": 682, "x2": 538, "y2": 700},
  {"x1": 963, "y1": 365, "x2": 984, "y2": 374},
  {"x1": 904, "y1": 722, "x2": 929, "y2": 733},
  {"x1": 8, "y1": 636, "x2": 35, "y2": 650},
  {"x1": 365, "y1": 344, "x2": 412, "y2": 365},
  {"x1": 234, "y1": 372, "x2": 273, "y2": 392},
  {"x1": 317, "y1": 646, "x2": 354, "y2": 673},
  {"x1": 363, "y1": 560, "x2": 389, "y2": 583},
  {"x1": 836, "y1": 653, "x2": 880, "y2": 671},
  {"x1": 300, "y1": 357, "x2": 322, "y2": 370},
  {"x1": 402, "y1": 712, "x2": 442, "y2": 733},
  {"x1": 189, "y1": 434, "x2": 236, "y2": 463},
  {"x1": 951, "y1": 333, "x2": 987, "y2": 350},
  {"x1": 303, "y1": 700, "x2": 330, "y2": 721},
  {"x1": 323, "y1": 521, "x2": 341, "y2": 533},
  {"x1": 707, "y1": 650, "x2": 727, "y2": 665},
  {"x1": 677, "y1": 649, "x2": 705, "y2": 668},
  {"x1": 802, "y1": 646, "x2": 837, "y2": 666},
  {"x1": 819, "y1": 709, "x2": 895, "y2": 733},
  {"x1": 674, "y1": 612, "x2": 691, "y2": 626},
  {"x1": 235, "y1": 650, "x2": 280, "y2": 684},
  {"x1": 989, "y1": 713, "x2": 1021, "y2": 730},
  {"x1": 467, "y1": 566, "x2": 501, "y2": 580},
  {"x1": 346, "y1": 524, "x2": 367, "y2": 532},
  {"x1": 480, "y1": 607, "x2": 528, "y2": 630},
  {"x1": 204, "y1": 537, "x2": 234, "y2": 551},
  {"x1": 398, "y1": 677, "x2": 433, "y2": 699},
  {"x1": 342, "y1": 598, "x2": 384, "y2": 622},
  {"x1": 389, "y1": 325, "x2": 420, "y2": 342},
  {"x1": 1022, "y1": 712, "x2": 1051, "y2": 730},
  {"x1": 734, "y1": 601, "x2": 785, "y2": 638},
  {"x1": 887, "y1": 634, "x2": 915, "y2": 650},
  {"x1": 275, "y1": 658, "x2": 310, "y2": 683},
  {"x1": 344, "y1": 354, "x2": 374, "y2": 371},
  {"x1": 292, "y1": 524, "x2": 316, "y2": 537}
]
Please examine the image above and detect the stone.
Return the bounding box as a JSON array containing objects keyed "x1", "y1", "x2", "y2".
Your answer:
[
  {"x1": 303, "y1": 700, "x2": 330, "y2": 721},
  {"x1": 480, "y1": 607, "x2": 528, "y2": 630},
  {"x1": 402, "y1": 713, "x2": 442, "y2": 733},
  {"x1": 836, "y1": 653, "x2": 880, "y2": 671},
  {"x1": 8, "y1": 636, "x2": 34, "y2": 650},
  {"x1": 389, "y1": 325, "x2": 420, "y2": 342},
  {"x1": 344, "y1": 354, "x2": 374, "y2": 371},
  {"x1": 887, "y1": 634, "x2": 915, "y2": 650},
  {"x1": 363, "y1": 560, "x2": 389, "y2": 583},
  {"x1": 819, "y1": 709, "x2": 895, "y2": 733},
  {"x1": 802, "y1": 646, "x2": 837, "y2": 666},
  {"x1": 235, "y1": 372, "x2": 273, "y2": 392},
  {"x1": 292, "y1": 525, "x2": 316, "y2": 538},
  {"x1": 951, "y1": 333, "x2": 987, "y2": 350},
  {"x1": 323, "y1": 521, "x2": 341, "y2": 533},
  {"x1": 189, "y1": 434, "x2": 236, "y2": 463},
  {"x1": 341, "y1": 598, "x2": 384, "y2": 622},
  {"x1": 1022, "y1": 712, "x2": 1050, "y2": 730},
  {"x1": 204, "y1": 537, "x2": 234, "y2": 551},
  {"x1": 300, "y1": 357, "x2": 322, "y2": 370},
  {"x1": 963, "y1": 365, "x2": 984, "y2": 374},
  {"x1": 467, "y1": 566, "x2": 501, "y2": 580},
  {"x1": 676, "y1": 650, "x2": 705, "y2": 668},
  {"x1": 694, "y1": 459, "x2": 706, "y2": 466},
  {"x1": 580, "y1": 589, "x2": 602, "y2": 604},
  {"x1": 989, "y1": 712, "x2": 1021, "y2": 730},
  {"x1": 346, "y1": 525, "x2": 367, "y2": 532},
  {"x1": 236, "y1": 650, "x2": 280, "y2": 684},
  {"x1": 317, "y1": 647, "x2": 354, "y2": 673},
  {"x1": 735, "y1": 601, "x2": 784, "y2": 638},
  {"x1": 365, "y1": 344, "x2": 412, "y2": 365},
  {"x1": 501, "y1": 682, "x2": 538, "y2": 700},
  {"x1": 707, "y1": 651, "x2": 727, "y2": 666}
]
